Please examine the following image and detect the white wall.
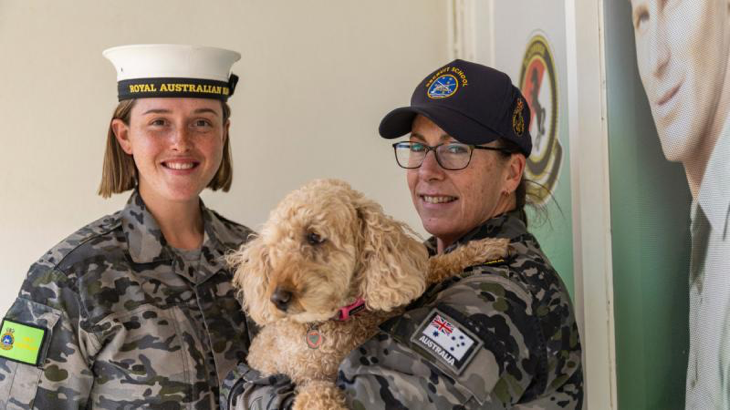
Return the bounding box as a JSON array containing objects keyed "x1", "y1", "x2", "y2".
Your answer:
[{"x1": 0, "y1": 0, "x2": 448, "y2": 314}]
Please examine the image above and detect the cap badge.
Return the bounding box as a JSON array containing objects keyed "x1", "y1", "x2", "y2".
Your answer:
[
  {"x1": 512, "y1": 98, "x2": 525, "y2": 137},
  {"x1": 427, "y1": 74, "x2": 459, "y2": 99}
]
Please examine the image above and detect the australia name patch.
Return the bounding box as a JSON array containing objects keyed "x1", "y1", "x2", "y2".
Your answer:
[
  {"x1": 410, "y1": 309, "x2": 483, "y2": 375},
  {"x1": 0, "y1": 319, "x2": 47, "y2": 366}
]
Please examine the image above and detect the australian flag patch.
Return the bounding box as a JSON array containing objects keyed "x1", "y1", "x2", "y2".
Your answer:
[{"x1": 410, "y1": 309, "x2": 483, "y2": 375}]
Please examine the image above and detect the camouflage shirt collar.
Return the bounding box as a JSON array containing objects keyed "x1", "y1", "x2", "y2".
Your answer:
[
  {"x1": 121, "y1": 190, "x2": 228, "y2": 267},
  {"x1": 425, "y1": 210, "x2": 527, "y2": 256}
]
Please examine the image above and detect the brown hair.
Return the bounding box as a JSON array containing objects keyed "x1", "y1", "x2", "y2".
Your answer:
[
  {"x1": 497, "y1": 139, "x2": 547, "y2": 228},
  {"x1": 98, "y1": 99, "x2": 233, "y2": 198}
]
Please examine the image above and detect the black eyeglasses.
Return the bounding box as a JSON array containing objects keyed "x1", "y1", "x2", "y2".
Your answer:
[{"x1": 392, "y1": 141, "x2": 511, "y2": 170}]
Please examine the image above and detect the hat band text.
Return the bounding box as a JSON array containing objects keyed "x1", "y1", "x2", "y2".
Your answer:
[{"x1": 117, "y1": 76, "x2": 238, "y2": 101}]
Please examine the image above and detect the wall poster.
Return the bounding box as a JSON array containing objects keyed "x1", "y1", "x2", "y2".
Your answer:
[{"x1": 606, "y1": 0, "x2": 730, "y2": 407}]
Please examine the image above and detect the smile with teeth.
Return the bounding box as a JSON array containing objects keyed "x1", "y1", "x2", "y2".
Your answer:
[
  {"x1": 422, "y1": 195, "x2": 457, "y2": 204},
  {"x1": 163, "y1": 161, "x2": 198, "y2": 170}
]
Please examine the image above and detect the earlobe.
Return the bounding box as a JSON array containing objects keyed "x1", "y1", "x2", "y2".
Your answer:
[
  {"x1": 111, "y1": 119, "x2": 133, "y2": 155},
  {"x1": 507, "y1": 154, "x2": 526, "y2": 191}
]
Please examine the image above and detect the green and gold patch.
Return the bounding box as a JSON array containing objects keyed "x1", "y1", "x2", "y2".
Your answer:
[{"x1": 0, "y1": 319, "x2": 47, "y2": 366}]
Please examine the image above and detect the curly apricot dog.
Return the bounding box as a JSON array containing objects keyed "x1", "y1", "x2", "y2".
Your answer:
[{"x1": 229, "y1": 179, "x2": 508, "y2": 410}]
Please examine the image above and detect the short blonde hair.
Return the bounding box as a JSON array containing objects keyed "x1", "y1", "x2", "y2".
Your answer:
[{"x1": 98, "y1": 99, "x2": 233, "y2": 198}]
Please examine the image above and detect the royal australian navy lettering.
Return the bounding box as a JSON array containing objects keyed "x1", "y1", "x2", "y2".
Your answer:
[
  {"x1": 157, "y1": 83, "x2": 226, "y2": 94},
  {"x1": 128, "y1": 83, "x2": 158, "y2": 93},
  {"x1": 117, "y1": 77, "x2": 233, "y2": 101}
]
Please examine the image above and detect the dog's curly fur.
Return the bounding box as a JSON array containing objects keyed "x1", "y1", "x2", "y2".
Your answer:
[{"x1": 228, "y1": 179, "x2": 508, "y2": 410}]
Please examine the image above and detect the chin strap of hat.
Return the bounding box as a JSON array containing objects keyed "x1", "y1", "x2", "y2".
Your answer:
[{"x1": 337, "y1": 297, "x2": 366, "y2": 321}]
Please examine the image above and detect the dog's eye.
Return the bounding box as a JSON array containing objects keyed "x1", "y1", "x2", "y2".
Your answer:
[{"x1": 306, "y1": 232, "x2": 325, "y2": 246}]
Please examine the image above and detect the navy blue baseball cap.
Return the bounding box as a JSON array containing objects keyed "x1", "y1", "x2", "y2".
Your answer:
[{"x1": 379, "y1": 59, "x2": 532, "y2": 156}]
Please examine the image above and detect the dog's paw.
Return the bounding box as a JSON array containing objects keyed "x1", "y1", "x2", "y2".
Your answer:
[
  {"x1": 461, "y1": 237, "x2": 510, "y2": 263},
  {"x1": 427, "y1": 237, "x2": 511, "y2": 284}
]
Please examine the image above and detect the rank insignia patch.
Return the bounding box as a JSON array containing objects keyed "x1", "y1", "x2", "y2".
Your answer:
[{"x1": 410, "y1": 309, "x2": 483, "y2": 374}]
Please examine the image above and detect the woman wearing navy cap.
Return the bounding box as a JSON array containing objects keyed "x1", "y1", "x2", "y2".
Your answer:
[
  {"x1": 0, "y1": 44, "x2": 254, "y2": 409},
  {"x1": 226, "y1": 60, "x2": 582, "y2": 409}
]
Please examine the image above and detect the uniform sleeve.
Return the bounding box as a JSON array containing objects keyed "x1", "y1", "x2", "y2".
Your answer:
[
  {"x1": 0, "y1": 268, "x2": 96, "y2": 409},
  {"x1": 221, "y1": 362, "x2": 296, "y2": 410},
  {"x1": 336, "y1": 273, "x2": 544, "y2": 410}
]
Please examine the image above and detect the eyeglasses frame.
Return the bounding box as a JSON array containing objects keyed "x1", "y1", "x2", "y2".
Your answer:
[{"x1": 391, "y1": 141, "x2": 513, "y2": 170}]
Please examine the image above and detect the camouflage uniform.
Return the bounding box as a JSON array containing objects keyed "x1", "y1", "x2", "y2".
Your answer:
[
  {"x1": 223, "y1": 211, "x2": 582, "y2": 409},
  {"x1": 0, "y1": 190, "x2": 254, "y2": 409}
]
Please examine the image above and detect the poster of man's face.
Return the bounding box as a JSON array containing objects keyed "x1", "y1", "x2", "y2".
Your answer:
[
  {"x1": 630, "y1": 0, "x2": 730, "y2": 165},
  {"x1": 627, "y1": 0, "x2": 730, "y2": 407}
]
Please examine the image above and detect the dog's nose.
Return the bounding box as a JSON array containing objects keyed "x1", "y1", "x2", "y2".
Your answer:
[{"x1": 270, "y1": 287, "x2": 293, "y2": 311}]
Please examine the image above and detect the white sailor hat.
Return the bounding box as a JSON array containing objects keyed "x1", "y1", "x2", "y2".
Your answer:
[{"x1": 103, "y1": 44, "x2": 241, "y2": 101}]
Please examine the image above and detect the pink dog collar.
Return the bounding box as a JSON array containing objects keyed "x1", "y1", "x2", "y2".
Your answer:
[{"x1": 337, "y1": 298, "x2": 366, "y2": 321}]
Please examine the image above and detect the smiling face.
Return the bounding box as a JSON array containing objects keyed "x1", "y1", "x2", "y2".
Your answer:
[
  {"x1": 112, "y1": 98, "x2": 228, "y2": 206},
  {"x1": 407, "y1": 115, "x2": 522, "y2": 251},
  {"x1": 630, "y1": 0, "x2": 730, "y2": 163}
]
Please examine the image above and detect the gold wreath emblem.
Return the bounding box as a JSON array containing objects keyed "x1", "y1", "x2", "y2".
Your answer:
[{"x1": 512, "y1": 98, "x2": 525, "y2": 137}]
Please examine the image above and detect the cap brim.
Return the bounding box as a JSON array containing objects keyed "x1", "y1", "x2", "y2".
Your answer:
[{"x1": 378, "y1": 104, "x2": 502, "y2": 145}]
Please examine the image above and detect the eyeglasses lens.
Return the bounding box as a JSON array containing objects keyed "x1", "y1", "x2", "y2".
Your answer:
[{"x1": 394, "y1": 142, "x2": 471, "y2": 170}]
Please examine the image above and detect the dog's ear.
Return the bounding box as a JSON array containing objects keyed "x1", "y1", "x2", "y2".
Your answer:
[
  {"x1": 227, "y1": 237, "x2": 275, "y2": 325},
  {"x1": 354, "y1": 195, "x2": 428, "y2": 311}
]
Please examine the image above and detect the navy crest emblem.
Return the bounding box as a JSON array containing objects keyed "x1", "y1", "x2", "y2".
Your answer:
[
  {"x1": 1, "y1": 328, "x2": 14, "y2": 351},
  {"x1": 427, "y1": 74, "x2": 459, "y2": 99}
]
